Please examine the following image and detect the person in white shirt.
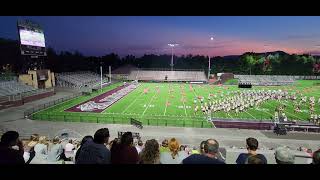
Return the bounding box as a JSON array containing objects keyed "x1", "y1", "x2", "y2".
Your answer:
[
  {"x1": 135, "y1": 139, "x2": 144, "y2": 154},
  {"x1": 64, "y1": 139, "x2": 75, "y2": 159},
  {"x1": 34, "y1": 136, "x2": 48, "y2": 158},
  {"x1": 31, "y1": 136, "x2": 48, "y2": 164}
]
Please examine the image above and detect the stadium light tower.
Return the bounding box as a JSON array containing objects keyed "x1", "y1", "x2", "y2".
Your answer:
[
  {"x1": 208, "y1": 37, "x2": 214, "y2": 79},
  {"x1": 168, "y1": 43, "x2": 179, "y2": 71},
  {"x1": 264, "y1": 44, "x2": 270, "y2": 55}
]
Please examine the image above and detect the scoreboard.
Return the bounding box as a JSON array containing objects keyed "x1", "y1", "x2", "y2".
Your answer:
[{"x1": 17, "y1": 20, "x2": 47, "y2": 57}]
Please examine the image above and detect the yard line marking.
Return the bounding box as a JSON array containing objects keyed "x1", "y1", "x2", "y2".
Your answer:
[
  {"x1": 284, "y1": 111, "x2": 304, "y2": 121},
  {"x1": 163, "y1": 87, "x2": 169, "y2": 116},
  {"x1": 180, "y1": 84, "x2": 188, "y2": 117},
  {"x1": 141, "y1": 91, "x2": 158, "y2": 117},
  {"x1": 182, "y1": 98, "x2": 188, "y2": 117},
  {"x1": 244, "y1": 110, "x2": 257, "y2": 119},
  {"x1": 227, "y1": 113, "x2": 234, "y2": 120},
  {"x1": 255, "y1": 107, "x2": 274, "y2": 117},
  {"x1": 121, "y1": 91, "x2": 144, "y2": 114}
]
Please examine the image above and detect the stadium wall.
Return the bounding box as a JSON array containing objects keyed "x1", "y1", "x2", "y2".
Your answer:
[
  {"x1": 0, "y1": 90, "x2": 55, "y2": 110},
  {"x1": 212, "y1": 120, "x2": 273, "y2": 130},
  {"x1": 23, "y1": 90, "x2": 55, "y2": 103}
]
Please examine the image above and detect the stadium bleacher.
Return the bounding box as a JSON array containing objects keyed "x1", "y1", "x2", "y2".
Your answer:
[
  {"x1": 235, "y1": 75, "x2": 295, "y2": 86},
  {"x1": 0, "y1": 80, "x2": 37, "y2": 96},
  {"x1": 128, "y1": 70, "x2": 207, "y2": 82},
  {"x1": 56, "y1": 71, "x2": 108, "y2": 90}
]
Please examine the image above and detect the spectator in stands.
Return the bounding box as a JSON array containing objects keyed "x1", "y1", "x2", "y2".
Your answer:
[
  {"x1": 305, "y1": 148, "x2": 313, "y2": 164},
  {"x1": 312, "y1": 149, "x2": 320, "y2": 164},
  {"x1": 47, "y1": 136, "x2": 64, "y2": 163},
  {"x1": 33, "y1": 136, "x2": 48, "y2": 161},
  {"x1": 274, "y1": 146, "x2": 295, "y2": 164},
  {"x1": 179, "y1": 145, "x2": 185, "y2": 151},
  {"x1": 107, "y1": 138, "x2": 119, "y2": 150},
  {"x1": 64, "y1": 139, "x2": 75, "y2": 159},
  {"x1": 191, "y1": 146, "x2": 200, "y2": 154},
  {"x1": 34, "y1": 136, "x2": 48, "y2": 156},
  {"x1": 23, "y1": 134, "x2": 39, "y2": 164},
  {"x1": 139, "y1": 139, "x2": 160, "y2": 164},
  {"x1": 199, "y1": 140, "x2": 206, "y2": 154},
  {"x1": 0, "y1": 131, "x2": 25, "y2": 164},
  {"x1": 236, "y1": 137, "x2": 267, "y2": 164},
  {"x1": 160, "y1": 138, "x2": 188, "y2": 164},
  {"x1": 247, "y1": 154, "x2": 267, "y2": 164},
  {"x1": 74, "y1": 135, "x2": 93, "y2": 163},
  {"x1": 111, "y1": 132, "x2": 139, "y2": 164},
  {"x1": 76, "y1": 128, "x2": 110, "y2": 164},
  {"x1": 182, "y1": 139, "x2": 225, "y2": 164},
  {"x1": 160, "y1": 139, "x2": 169, "y2": 153},
  {"x1": 135, "y1": 139, "x2": 144, "y2": 154}
]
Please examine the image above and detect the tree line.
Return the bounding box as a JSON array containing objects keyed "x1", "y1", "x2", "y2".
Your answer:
[{"x1": 0, "y1": 38, "x2": 319, "y2": 76}]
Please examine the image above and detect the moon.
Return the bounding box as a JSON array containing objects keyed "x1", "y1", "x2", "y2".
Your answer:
[{"x1": 210, "y1": 37, "x2": 214, "y2": 40}]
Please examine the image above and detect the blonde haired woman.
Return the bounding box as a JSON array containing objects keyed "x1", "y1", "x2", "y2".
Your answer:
[
  {"x1": 23, "y1": 134, "x2": 39, "y2": 163},
  {"x1": 34, "y1": 136, "x2": 48, "y2": 156},
  {"x1": 159, "y1": 138, "x2": 188, "y2": 164},
  {"x1": 31, "y1": 136, "x2": 48, "y2": 164}
]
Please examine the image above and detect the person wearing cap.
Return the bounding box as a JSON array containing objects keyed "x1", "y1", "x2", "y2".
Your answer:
[
  {"x1": 236, "y1": 137, "x2": 267, "y2": 164},
  {"x1": 182, "y1": 139, "x2": 225, "y2": 164},
  {"x1": 274, "y1": 146, "x2": 295, "y2": 164}
]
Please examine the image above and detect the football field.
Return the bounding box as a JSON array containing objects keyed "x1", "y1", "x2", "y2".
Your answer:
[{"x1": 31, "y1": 80, "x2": 320, "y2": 128}]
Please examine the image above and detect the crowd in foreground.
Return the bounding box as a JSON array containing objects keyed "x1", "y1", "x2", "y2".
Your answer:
[{"x1": 0, "y1": 129, "x2": 319, "y2": 164}]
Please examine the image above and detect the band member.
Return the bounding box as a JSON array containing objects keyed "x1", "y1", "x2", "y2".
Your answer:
[
  {"x1": 200, "y1": 97, "x2": 204, "y2": 104},
  {"x1": 202, "y1": 106, "x2": 206, "y2": 114},
  {"x1": 194, "y1": 106, "x2": 199, "y2": 115},
  {"x1": 194, "y1": 98, "x2": 197, "y2": 104}
]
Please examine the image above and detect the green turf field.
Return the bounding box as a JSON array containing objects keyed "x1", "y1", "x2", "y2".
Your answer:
[{"x1": 31, "y1": 80, "x2": 320, "y2": 128}]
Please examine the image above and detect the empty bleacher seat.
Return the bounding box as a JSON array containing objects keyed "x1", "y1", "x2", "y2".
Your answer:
[{"x1": 128, "y1": 70, "x2": 207, "y2": 82}]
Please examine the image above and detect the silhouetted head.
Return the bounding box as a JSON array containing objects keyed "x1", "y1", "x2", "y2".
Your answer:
[
  {"x1": 0, "y1": 131, "x2": 19, "y2": 147},
  {"x1": 80, "y1": 135, "x2": 93, "y2": 146},
  {"x1": 312, "y1": 149, "x2": 320, "y2": 164},
  {"x1": 94, "y1": 128, "x2": 110, "y2": 144},
  {"x1": 246, "y1": 137, "x2": 259, "y2": 151},
  {"x1": 120, "y1": 132, "x2": 133, "y2": 146}
]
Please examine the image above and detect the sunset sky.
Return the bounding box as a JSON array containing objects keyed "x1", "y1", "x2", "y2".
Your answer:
[{"x1": 1, "y1": 16, "x2": 320, "y2": 57}]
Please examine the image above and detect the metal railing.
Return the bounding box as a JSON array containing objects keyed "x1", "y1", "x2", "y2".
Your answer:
[
  {"x1": 24, "y1": 92, "x2": 82, "y2": 118},
  {"x1": 30, "y1": 113, "x2": 213, "y2": 128}
]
